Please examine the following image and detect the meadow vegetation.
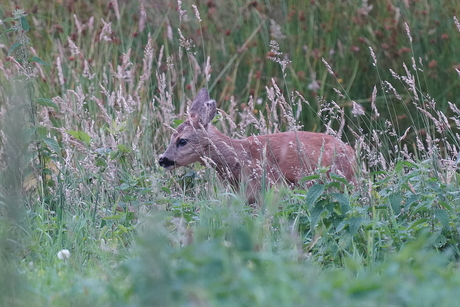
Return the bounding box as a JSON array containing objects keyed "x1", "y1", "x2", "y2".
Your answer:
[{"x1": 1, "y1": 0, "x2": 460, "y2": 306}]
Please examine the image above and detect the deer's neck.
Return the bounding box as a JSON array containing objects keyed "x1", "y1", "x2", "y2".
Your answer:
[{"x1": 204, "y1": 125, "x2": 250, "y2": 184}]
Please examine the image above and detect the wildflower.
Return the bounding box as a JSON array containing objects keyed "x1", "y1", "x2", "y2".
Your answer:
[{"x1": 57, "y1": 249, "x2": 71, "y2": 260}]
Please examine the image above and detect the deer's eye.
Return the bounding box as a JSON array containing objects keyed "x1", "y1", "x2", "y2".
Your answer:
[{"x1": 177, "y1": 139, "x2": 188, "y2": 146}]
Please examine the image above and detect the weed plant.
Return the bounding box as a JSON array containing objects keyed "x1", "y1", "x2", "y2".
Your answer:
[{"x1": 1, "y1": 1, "x2": 460, "y2": 306}]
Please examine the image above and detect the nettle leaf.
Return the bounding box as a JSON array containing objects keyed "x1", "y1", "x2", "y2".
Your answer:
[
  {"x1": 408, "y1": 218, "x2": 429, "y2": 231},
  {"x1": 29, "y1": 56, "x2": 49, "y2": 66},
  {"x1": 43, "y1": 138, "x2": 61, "y2": 155},
  {"x1": 117, "y1": 144, "x2": 131, "y2": 153},
  {"x1": 329, "y1": 173, "x2": 348, "y2": 185},
  {"x1": 8, "y1": 42, "x2": 24, "y2": 56},
  {"x1": 310, "y1": 200, "x2": 326, "y2": 228},
  {"x1": 300, "y1": 174, "x2": 321, "y2": 182},
  {"x1": 305, "y1": 184, "x2": 325, "y2": 209},
  {"x1": 434, "y1": 209, "x2": 449, "y2": 227},
  {"x1": 0, "y1": 28, "x2": 17, "y2": 38},
  {"x1": 67, "y1": 130, "x2": 91, "y2": 145},
  {"x1": 78, "y1": 131, "x2": 91, "y2": 145},
  {"x1": 2, "y1": 17, "x2": 17, "y2": 22},
  {"x1": 332, "y1": 193, "x2": 351, "y2": 214},
  {"x1": 20, "y1": 16, "x2": 30, "y2": 31},
  {"x1": 389, "y1": 192, "x2": 402, "y2": 214},
  {"x1": 347, "y1": 216, "x2": 364, "y2": 235}
]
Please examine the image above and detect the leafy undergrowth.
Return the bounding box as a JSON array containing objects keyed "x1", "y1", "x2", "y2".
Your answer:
[
  {"x1": 1, "y1": 1, "x2": 460, "y2": 306},
  {"x1": 3, "y1": 159, "x2": 460, "y2": 306}
]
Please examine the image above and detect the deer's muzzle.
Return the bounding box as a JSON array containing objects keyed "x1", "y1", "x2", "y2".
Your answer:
[{"x1": 158, "y1": 156, "x2": 176, "y2": 170}]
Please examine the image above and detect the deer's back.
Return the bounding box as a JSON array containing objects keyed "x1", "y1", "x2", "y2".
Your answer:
[{"x1": 243, "y1": 131, "x2": 355, "y2": 183}]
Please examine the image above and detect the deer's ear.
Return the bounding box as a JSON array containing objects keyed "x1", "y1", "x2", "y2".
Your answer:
[{"x1": 188, "y1": 88, "x2": 216, "y2": 126}]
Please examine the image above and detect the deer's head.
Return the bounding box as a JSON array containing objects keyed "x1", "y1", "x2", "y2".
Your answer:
[{"x1": 158, "y1": 88, "x2": 217, "y2": 170}]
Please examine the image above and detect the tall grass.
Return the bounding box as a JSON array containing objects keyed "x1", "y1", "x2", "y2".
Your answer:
[{"x1": 1, "y1": 1, "x2": 460, "y2": 306}]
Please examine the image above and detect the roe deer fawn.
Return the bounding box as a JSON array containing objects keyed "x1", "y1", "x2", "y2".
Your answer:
[{"x1": 159, "y1": 88, "x2": 356, "y2": 203}]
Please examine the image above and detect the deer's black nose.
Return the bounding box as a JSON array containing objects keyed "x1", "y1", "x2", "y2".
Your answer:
[{"x1": 159, "y1": 156, "x2": 175, "y2": 168}]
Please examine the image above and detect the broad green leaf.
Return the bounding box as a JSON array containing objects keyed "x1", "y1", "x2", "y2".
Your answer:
[
  {"x1": 231, "y1": 227, "x2": 253, "y2": 252},
  {"x1": 119, "y1": 183, "x2": 130, "y2": 190},
  {"x1": 389, "y1": 193, "x2": 402, "y2": 213},
  {"x1": 117, "y1": 144, "x2": 130, "y2": 153},
  {"x1": 347, "y1": 216, "x2": 364, "y2": 235},
  {"x1": 78, "y1": 131, "x2": 91, "y2": 145},
  {"x1": 404, "y1": 195, "x2": 419, "y2": 210},
  {"x1": 20, "y1": 16, "x2": 29, "y2": 31},
  {"x1": 407, "y1": 218, "x2": 429, "y2": 230},
  {"x1": 369, "y1": 170, "x2": 387, "y2": 176},
  {"x1": 299, "y1": 174, "x2": 321, "y2": 182},
  {"x1": 310, "y1": 201, "x2": 326, "y2": 228},
  {"x1": 434, "y1": 209, "x2": 449, "y2": 227},
  {"x1": 335, "y1": 220, "x2": 348, "y2": 233},
  {"x1": 438, "y1": 200, "x2": 452, "y2": 211},
  {"x1": 29, "y1": 56, "x2": 49, "y2": 66},
  {"x1": 117, "y1": 224, "x2": 129, "y2": 233},
  {"x1": 161, "y1": 187, "x2": 171, "y2": 194},
  {"x1": 67, "y1": 130, "x2": 91, "y2": 145},
  {"x1": 332, "y1": 193, "x2": 351, "y2": 214},
  {"x1": 67, "y1": 130, "x2": 80, "y2": 139},
  {"x1": 43, "y1": 138, "x2": 61, "y2": 155},
  {"x1": 2, "y1": 17, "x2": 17, "y2": 22},
  {"x1": 306, "y1": 184, "x2": 324, "y2": 209},
  {"x1": 7, "y1": 42, "x2": 23, "y2": 56},
  {"x1": 329, "y1": 173, "x2": 348, "y2": 184},
  {"x1": 0, "y1": 28, "x2": 17, "y2": 37}
]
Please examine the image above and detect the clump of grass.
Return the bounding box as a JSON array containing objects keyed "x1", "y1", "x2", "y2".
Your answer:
[{"x1": 0, "y1": 9, "x2": 38, "y2": 306}]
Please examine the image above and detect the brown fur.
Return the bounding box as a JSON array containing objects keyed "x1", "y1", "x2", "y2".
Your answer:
[{"x1": 159, "y1": 88, "x2": 356, "y2": 203}]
